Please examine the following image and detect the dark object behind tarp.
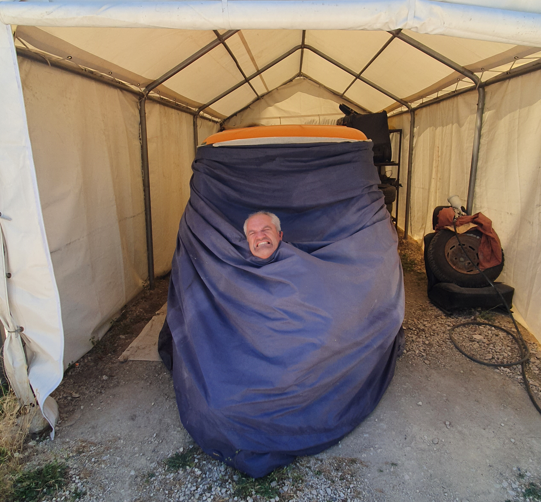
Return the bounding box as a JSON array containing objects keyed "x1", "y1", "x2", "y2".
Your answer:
[
  {"x1": 337, "y1": 109, "x2": 392, "y2": 163},
  {"x1": 161, "y1": 140, "x2": 405, "y2": 478}
]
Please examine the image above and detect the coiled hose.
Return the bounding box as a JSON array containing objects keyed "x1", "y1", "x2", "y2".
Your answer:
[{"x1": 448, "y1": 221, "x2": 541, "y2": 415}]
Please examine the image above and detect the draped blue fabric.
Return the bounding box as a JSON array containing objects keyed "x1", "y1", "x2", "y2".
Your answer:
[{"x1": 165, "y1": 140, "x2": 404, "y2": 478}]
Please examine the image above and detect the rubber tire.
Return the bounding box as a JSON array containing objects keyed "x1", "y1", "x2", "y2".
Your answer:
[
  {"x1": 427, "y1": 229, "x2": 504, "y2": 288},
  {"x1": 378, "y1": 184, "x2": 396, "y2": 205}
]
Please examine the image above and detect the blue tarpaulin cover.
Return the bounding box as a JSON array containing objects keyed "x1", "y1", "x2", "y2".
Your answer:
[{"x1": 161, "y1": 139, "x2": 404, "y2": 478}]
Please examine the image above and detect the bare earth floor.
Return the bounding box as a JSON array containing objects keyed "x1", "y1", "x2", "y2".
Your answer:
[{"x1": 21, "y1": 247, "x2": 541, "y2": 502}]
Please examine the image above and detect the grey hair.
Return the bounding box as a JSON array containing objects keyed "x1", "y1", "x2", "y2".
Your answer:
[{"x1": 243, "y1": 211, "x2": 281, "y2": 236}]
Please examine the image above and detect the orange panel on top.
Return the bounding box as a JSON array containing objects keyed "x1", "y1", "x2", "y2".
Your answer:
[{"x1": 202, "y1": 125, "x2": 367, "y2": 145}]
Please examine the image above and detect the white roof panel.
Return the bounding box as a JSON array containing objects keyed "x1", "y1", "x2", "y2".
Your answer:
[
  {"x1": 302, "y1": 50, "x2": 355, "y2": 95},
  {"x1": 166, "y1": 44, "x2": 245, "y2": 106},
  {"x1": 11, "y1": 25, "x2": 541, "y2": 120},
  {"x1": 225, "y1": 78, "x2": 363, "y2": 128},
  {"x1": 403, "y1": 29, "x2": 516, "y2": 67},
  {"x1": 258, "y1": 52, "x2": 301, "y2": 92},
  {"x1": 227, "y1": 30, "x2": 302, "y2": 76},
  {"x1": 208, "y1": 84, "x2": 257, "y2": 116},
  {"x1": 363, "y1": 38, "x2": 455, "y2": 100},
  {"x1": 37, "y1": 27, "x2": 217, "y2": 81},
  {"x1": 250, "y1": 75, "x2": 268, "y2": 95},
  {"x1": 344, "y1": 79, "x2": 396, "y2": 113},
  {"x1": 306, "y1": 30, "x2": 392, "y2": 73}
]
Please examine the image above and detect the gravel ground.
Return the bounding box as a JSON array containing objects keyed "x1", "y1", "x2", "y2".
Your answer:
[
  {"x1": 15, "y1": 237, "x2": 541, "y2": 502},
  {"x1": 23, "y1": 442, "x2": 383, "y2": 502},
  {"x1": 398, "y1": 237, "x2": 541, "y2": 403},
  {"x1": 402, "y1": 301, "x2": 541, "y2": 400}
]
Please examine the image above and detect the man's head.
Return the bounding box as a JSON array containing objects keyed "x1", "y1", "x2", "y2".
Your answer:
[{"x1": 244, "y1": 211, "x2": 283, "y2": 259}]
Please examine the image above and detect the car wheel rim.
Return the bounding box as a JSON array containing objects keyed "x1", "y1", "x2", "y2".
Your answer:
[{"x1": 444, "y1": 233, "x2": 481, "y2": 275}]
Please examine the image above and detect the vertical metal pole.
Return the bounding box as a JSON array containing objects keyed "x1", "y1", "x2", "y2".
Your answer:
[
  {"x1": 139, "y1": 96, "x2": 155, "y2": 289},
  {"x1": 404, "y1": 110, "x2": 415, "y2": 240},
  {"x1": 393, "y1": 129, "x2": 403, "y2": 229},
  {"x1": 193, "y1": 114, "x2": 199, "y2": 155},
  {"x1": 466, "y1": 86, "x2": 486, "y2": 215}
]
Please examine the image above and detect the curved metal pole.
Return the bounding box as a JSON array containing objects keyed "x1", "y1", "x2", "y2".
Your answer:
[
  {"x1": 404, "y1": 109, "x2": 416, "y2": 240},
  {"x1": 466, "y1": 86, "x2": 486, "y2": 215},
  {"x1": 395, "y1": 30, "x2": 485, "y2": 219},
  {"x1": 139, "y1": 96, "x2": 155, "y2": 289}
]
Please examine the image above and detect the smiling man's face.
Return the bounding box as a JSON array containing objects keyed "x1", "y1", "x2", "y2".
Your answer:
[{"x1": 245, "y1": 214, "x2": 283, "y2": 259}]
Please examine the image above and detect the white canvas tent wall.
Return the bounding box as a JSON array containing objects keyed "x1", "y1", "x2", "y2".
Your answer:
[{"x1": 1, "y1": 1, "x2": 541, "y2": 432}]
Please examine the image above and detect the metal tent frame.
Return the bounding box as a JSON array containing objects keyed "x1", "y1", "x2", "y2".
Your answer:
[{"x1": 14, "y1": 28, "x2": 541, "y2": 287}]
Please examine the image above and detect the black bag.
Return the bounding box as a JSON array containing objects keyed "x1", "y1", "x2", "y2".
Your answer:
[{"x1": 338, "y1": 110, "x2": 392, "y2": 163}]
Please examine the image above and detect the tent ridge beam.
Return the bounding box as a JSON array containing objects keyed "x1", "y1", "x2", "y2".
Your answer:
[
  {"x1": 213, "y1": 30, "x2": 260, "y2": 98},
  {"x1": 144, "y1": 30, "x2": 238, "y2": 95}
]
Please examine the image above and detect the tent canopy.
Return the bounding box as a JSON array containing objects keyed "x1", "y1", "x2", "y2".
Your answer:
[
  {"x1": 1, "y1": 0, "x2": 541, "y2": 434},
  {"x1": 11, "y1": 24, "x2": 541, "y2": 123}
]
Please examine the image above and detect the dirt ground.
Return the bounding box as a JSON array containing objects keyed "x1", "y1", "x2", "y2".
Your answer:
[{"x1": 19, "y1": 239, "x2": 541, "y2": 502}]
